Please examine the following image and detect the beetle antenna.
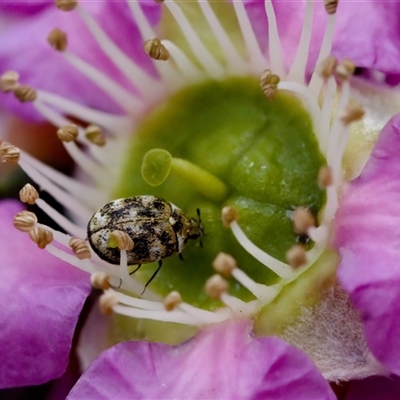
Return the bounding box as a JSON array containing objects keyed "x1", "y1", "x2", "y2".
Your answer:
[
  {"x1": 129, "y1": 264, "x2": 142, "y2": 275},
  {"x1": 197, "y1": 208, "x2": 203, "y2": 247},
  {"x1": 141, "y1": 260, "x2": 163, "y2": 295}
]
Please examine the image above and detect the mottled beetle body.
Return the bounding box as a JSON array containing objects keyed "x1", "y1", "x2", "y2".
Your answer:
[{"x1": 87, "y1": 195, "x2": 202, "y2": 265}]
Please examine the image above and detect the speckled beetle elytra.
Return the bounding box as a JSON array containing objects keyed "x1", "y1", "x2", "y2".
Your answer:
[{"x1": 87, "y1": 195, "x2": 203, "y2": 290}]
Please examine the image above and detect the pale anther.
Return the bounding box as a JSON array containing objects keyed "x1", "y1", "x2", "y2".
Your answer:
[
  {"x1": 0, "y1": 71, "x2": 19, "y2": 92},
  {"x1": 90, "y1": 271, "x2": 111, "y2": 290},
  {"x1": 221, "y1": 206, "x2": 239, "y2": 227},
  {"x1": 28, "y1": 227, "x2": 53, "y2": 249},
  {"x1": 213, "y1": 252, "x2": 237, "y2": 277},
  {"x1": 55, "y1": 0, "x2": 77, "y2": 11},
  {"x1": 13, "y1": 211, "x2": 38, "y2": 232},
  {"x1": 336, "y1": 58, "x2": 356, "y2": 81},
  {"x1": 1, "y1": 142, "x2": 20, "y2": 163},
  {"x1": 108, "y1": 231, "x2": 134, "y2": 251},
  {"x1": 317, "y1": 166, "x2": 333, "y2": 189},
  {"x1": 19, "y1": 183, "x2": 39, "y2": 205},
  {"x1": 341, "y1": 105, "x2": 365, "y2": 125},
  {"x1": 57, "y1": 124, "x2": 79, "y2": 142},
  {"x1": 260, "y1": 69, "x2": 280, "y2": 100},
  {"x1": 164, "y1": 291, "x2": 182, "y2": 311},
  {"x1": 14, "y1": 85, "x2": 37, "y2": 103},
  {"x1": 99, "y1": 292, "x2": 118, "y2": 315},
  {"x1": 205, "y1": 274, "x2": 229, "y2": 299},
  {"x1": 85, "y1": 125, "x2": 106, "y2": 146},
  {"x1": 48, "y1": 28, "x2": 68, "y2": 52},
  {"x1": 69, "y1": 237, "x2": 92, "y2": 259},
  {"x1": 324, "y1": 0, "x2": 339, "y2": 15},
  {"x1": 286, "y1": 244, "x2": 307, "y2": 268},
  {"x1": 318, "y1": 56, "x2": 337, "y2": 79},
  {"x1": 292, "y1": 207, "x2": 316, "y2": 235},
  {"x1": 144, "y1": 38, "x2": 170, "y2": 61}
]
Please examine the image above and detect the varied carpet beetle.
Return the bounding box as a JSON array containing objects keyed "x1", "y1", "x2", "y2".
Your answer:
[{"x1": 87, "y1": 195, "x2": 202, "y2": 268}]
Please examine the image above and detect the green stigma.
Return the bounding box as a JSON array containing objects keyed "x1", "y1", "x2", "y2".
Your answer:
[{"x1": 115, "y1": 77, "x2": 326, "y2": 309}]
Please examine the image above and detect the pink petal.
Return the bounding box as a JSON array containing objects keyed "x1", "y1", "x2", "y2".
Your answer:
[
  {"x1": 334, "y1": 113, "x2": 400, "y2": 374},
  {"x1": 246, "y1": 0, "x2": 400, "y2": 76},
  {"x1": 0, "y1": 1, "x2": 160, "y2": 121},
  {"x1": 68, "y1": 320, "x2": 335, "y2": 400},
  {"x1": 0, "y1": 200, "x2": 90, "y2": 388}
]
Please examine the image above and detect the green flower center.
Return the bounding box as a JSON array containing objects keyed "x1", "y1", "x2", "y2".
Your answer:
[{"x1": 115, "y1": 76, "x2": 326, "y2": 309}]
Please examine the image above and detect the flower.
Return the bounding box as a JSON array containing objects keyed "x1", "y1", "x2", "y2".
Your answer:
[{"x1": 1, "y1": 0, "x2": 400, "y2": 398}]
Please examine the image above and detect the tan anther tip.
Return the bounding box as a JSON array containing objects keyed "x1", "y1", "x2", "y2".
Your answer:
[
  {"x1": 292, "y1": 207, "x2": 316, "y2": 235},
  {"x1": 260, "y1": 69, "x2": 280, "y2": 100},
  {"x1": 90, "y1": 271, "x2": 111, "y2": 290},
  {"x1": 164, "y1": 291, "x2": 182, "y2": 311},
  {"x1": 69, "y1": 237, "x2": 92, "y2": 259},
  {"x1": 19, "y1": 183, "x2": 39, "y2": 205},
  {"x1": 336, "y1": 58, "x2": 356, "y2": 81},
  {"x1": 0, "y1": 71, "x2": 19, "y2": 92},
  {"x1": 318, "y1": 55, "x2": 337, "y2": 79},
  {"x1": 221, "y1": 206, "x2": 239, "y2": 228},
  {"x1": 28, "y1": 227, "x2": 53, "y2": 249},
  {"x1": 13, "y1": 210, "x2": 38, "y2": 232},
  {"x1": 286, "y1": 244, "x2": 307, "y2": 268},
  {"x1": 1, "y1": 142, "x2": 20, "y2": 163},
  {"x1": 108, "y1": 231, "x2": 134, "y2": 251},
  {"x1": 205, "y1": 274, "x2": 228, "y2": 299},
  {"x1": 48, "y1": 28, "x2": 68, "y2": 52},
  {"x1": 212, "y1": 252, "x2": 237, "y2": 276},
  {"x1": 57, "y1": 124, "x2": 79, "y2": 142},
  {"x1": 99, "y1": 292, "x2": 117, "y2": 315},
  {"x1": 317, "y1": 166, "x2": 333, "y2": 189},
  {"x1": 341, "y1": 104, "x2": 365, "y2": 125},
  {"x1": 85, "y1": 125, "x2": 106, "y2": 146},
  {"x1": 153, "y1": 0, "x2": 164, "y2": 3},
  {"x1": 55, "y1": 0, "x2": 77, "y2": 11},
  {"x1": 324, "y1": 0, "x2": 339, "y2": 15},
  {"x1": 14, "y1": 85, "x2": 37, "y2": 103},
  {"x1": 144, "y1": 38, "x2": 170, "y2": 61}
]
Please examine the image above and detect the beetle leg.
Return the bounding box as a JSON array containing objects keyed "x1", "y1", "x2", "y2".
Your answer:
[
  {"x1": 179, "y1": 253, "x2": 184, "y2": 261},
  {"x1": 129, "y1": 264, "x2": 142, "y2": 275},
  {"x1": 141, "y1": 260, "x2": 162, "y2": 295}
]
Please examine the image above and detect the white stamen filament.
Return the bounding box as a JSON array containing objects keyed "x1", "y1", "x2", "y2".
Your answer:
[
  {"x1": 46, "y1": 243, "x2": 97, "y2": 274},
  {"x1": 36, "y1": 198, "x2": 86, "y2": 238},
  {"x1": 197, "y1": 0, "x2": 247, "y2": 74},
  {"x1": 319, "y1": 76, "x2": 337, "y2": 154},
  {"x1": 231, "y1": 0, "x2": 265, "y2": 72},
  {"x1": 125, "y1": 3, "x2": 181, "y2": 88},
  {"x1": 264, "y1": 0, "x2": 284, "y2": 76},
  {"x1": 63, "y1": 50, "x2": 142, "y2": 112},
  {"x1": 163, "y1": 0, "x2": 225, "y2": 79},
  {"x1": 75, "y1": 4, "x2": 164, "y2": 98},
  {"x1": 278, "y1": 81, "x2": 320, "y2": 133},
  {"x1": 20, "y1": 151, "x2": 103, "y2": 208},
  {"x1": 112, "y1": 304, "x2": 205, "y2": 326},
  {"x1": 36, "y1": 91, "x2": 131, "y2": 132},
  {"x1": 287, "y1": 0, "x2": 315, "y2": 83},
  {"x1": 309, "y1": 13, "x2": 337, "y2": 94},
  {"x1": 177, "y1": 302, "x2": 231, "y2": 324},
  {"x1": 18, "y1": 158, "x2": 93, "y2": 222},
  {"x1": 231, "y1": 267, "x2": 277, "y2": 300},
  {"x1": 161, "y1": 40, "x2": 206, "y2": 81},
  {"x1": 229, "y1": 220, "x2": 292, "y2": 279},
  {"x1": 327, "y1": 80, "x2": 350, "y2": 167}
]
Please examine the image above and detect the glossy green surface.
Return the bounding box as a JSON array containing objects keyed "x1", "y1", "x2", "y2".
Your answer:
[{"x1": 115, "y1": 77, "x2": 325, "y2": 308}]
